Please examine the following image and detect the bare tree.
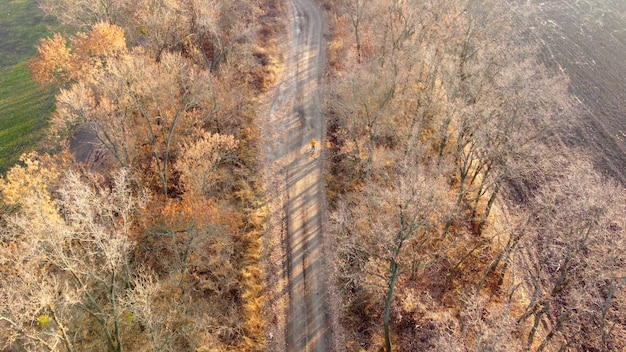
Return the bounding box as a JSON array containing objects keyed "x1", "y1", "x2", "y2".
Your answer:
[
  {"x1": 517, "y1": 160, "x2": 626, "y2": 351},
  {"x1": 54, "y1": 51, "x2": 214, "y2": 195},
  {"x1": 325, "y1": 0, "x2": 579, "y2": 350},
  {"x1": 331, "y1": 155, "x2": 454, "y2": 351},
  {"x1": 0, "y1": 158, "x2": 144, "y2": 351},
  {"x1": 432, "y1": 291, "x2": 523, "y2": 352},
  {"x1": 39, "y1": 0, "x2": 134, "y2": 30}
]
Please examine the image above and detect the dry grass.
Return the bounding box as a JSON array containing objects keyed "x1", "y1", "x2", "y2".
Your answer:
[{"x1": 251, "y1": 0, "x2": 287, "y2": 92}]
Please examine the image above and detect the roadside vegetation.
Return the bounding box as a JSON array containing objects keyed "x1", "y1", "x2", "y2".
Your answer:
[
  {"x1": 321, "y1": 0, "x2": 626, "y2": 351},
  {"x1": 0, "y1": 0, "x2": 285, "y2": 350}
]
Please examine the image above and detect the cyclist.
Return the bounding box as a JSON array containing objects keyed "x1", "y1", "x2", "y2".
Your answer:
[{"x1": 310, "y1": 139, "x2": 316, "y2": 152}]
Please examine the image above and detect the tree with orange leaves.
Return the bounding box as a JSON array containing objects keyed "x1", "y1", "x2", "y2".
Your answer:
[
  {"x1": 30, "y1": 22, "x2": 126, "y2": 86},
  {"x1": 32, "y1": 22, "x2": 216, "y2": 196}
]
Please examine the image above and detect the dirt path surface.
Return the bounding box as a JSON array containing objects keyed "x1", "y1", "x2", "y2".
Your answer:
[{"x1": 261, "y1": 0, "x2": 331, "y2": 350}]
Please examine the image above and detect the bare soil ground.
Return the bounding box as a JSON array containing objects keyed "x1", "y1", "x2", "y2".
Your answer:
[
  {"x1": 522, "y1": 0, "x2": 626, "y2": 184},
  {"x1": 260, "y1": 0, "x2": 332, "y2": 350}
]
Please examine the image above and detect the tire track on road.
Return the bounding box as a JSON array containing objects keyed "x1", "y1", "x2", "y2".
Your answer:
[{"x1": 264, "y1": 0, "x2": 330, "y2": 350}]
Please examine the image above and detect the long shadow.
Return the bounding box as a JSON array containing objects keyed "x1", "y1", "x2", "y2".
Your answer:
[
  {"x1": 278, "y1": 0, "x2": 331, "y2": 350},
  {"x1": 284, "y1": 149, "x2": 328, "y2": 352}
]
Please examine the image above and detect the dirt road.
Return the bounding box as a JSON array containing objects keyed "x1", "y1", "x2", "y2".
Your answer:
[{"x1": 262, "y1": 0, "x2": 331, "y2": 350}]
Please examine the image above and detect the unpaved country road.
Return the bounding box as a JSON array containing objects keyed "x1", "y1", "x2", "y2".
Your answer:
[{"x1": 262, "y1": 0, "x2": 331, "y2": 350}]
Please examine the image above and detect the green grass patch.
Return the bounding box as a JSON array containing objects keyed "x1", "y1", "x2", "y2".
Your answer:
[
  {"x1": 0, "y1": 62, "x2": 55, "y2": 173},
  {"x1": 0, "y1": 0, "x2": 58, "y2": 68},
  {"x1": 0, "y1": 0, "x2": 59, "y2": 173}
]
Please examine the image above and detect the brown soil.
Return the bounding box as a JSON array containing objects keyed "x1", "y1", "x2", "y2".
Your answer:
[
  {"x1": 260, "y1": 0, "x2": 332, "y2": 350},
  {"x1": 523, "y1": 0, "x2": 626, "y2": 185}
]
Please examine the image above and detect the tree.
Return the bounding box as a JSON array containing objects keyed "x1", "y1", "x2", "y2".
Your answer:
[
  {"x1": 432, "y1": 291, "x2": 522, "y2": 352},
  {"x1": 28, "y1": 33, "x2": 73, "y2": 85},
  {"x1": 0, "y1": 153, "x2": 257, "y2": 351},
  {"x1": 23, "y1": 0, "x2": 268, "y2": 350},
  {"x1": 54, "y1": 50, "x2": 214, "y2": 195},
  {"x1": 30, "y1": 22, "x2": 127, "y2": 86},
  {"x1": 132, "y1": 192, "x2": 253, "y2": 350},
  {"x1": 339, "y1": 0, "x2": 374, "y2": 62},
  {"x1": 0, "y1": 155, "x2": 145, "y2": 351},
  {"x1": 125, "y1": 0, "x2": 259, "y2": 71},
  {"x1": 39, "y1": 0, "x2": 134, "y2": 30},
  {"x1": 39, "y1": 0, "x2": 261, "y2": 74},
  {"x1": 175, "y1": 131, "x2": 239, "y2": 198},
  {"x1": 517, "y1": 160, "x2": 626, "y2": 351},
  {"x1": 325, "y1": 0, "x2": 578, "y2": 350},
  {"x1": 410, "y1": 0, "x2": 573, "y2": 246},
  {"x1": 327, "y1": 63, "x2": 397, "y2": 171},
  {"x1": 128, "y1": 0, "x2": 195, "y2": 60},
  {"x1": 32, "y1": 21, "x2": 251, "y2": 196},
  {"x1": 331, "y1": 156, "x2": 454, "y2": 350}
]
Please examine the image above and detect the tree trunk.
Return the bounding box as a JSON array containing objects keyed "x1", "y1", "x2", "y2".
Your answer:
[{"x1": 384, "y1": 259, "x2": 399, "y2": 352}]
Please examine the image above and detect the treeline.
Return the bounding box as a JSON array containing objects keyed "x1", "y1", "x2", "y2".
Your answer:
[
  {"x1": 322, "y1": 0, "x2": 626, "y2": 351},
  {"x1": 0, "y1": 0, "x2": 286, "y2": 350}
]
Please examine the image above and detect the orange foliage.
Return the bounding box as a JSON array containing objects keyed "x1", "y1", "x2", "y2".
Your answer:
[
  {"x1": 29, "y1": 33, "x2": 72, "y2": 84},
  {"x1": 0, "y1": 152, "x2": 70, "y2": 225},
  {"x1": 70, "y1": 22, "x2": 126, "y2": 81},
  {"x1": 134, "y1": 194, "x2": 243, "y2": 274},
  {"x1": 72, "y1": 22, "x2": 126, "y2": 58},
  {"x1": 29, "y1": 22, "x2": 127, "y2": 85},
  {"x1": 138, "y1": 195, "x2": 243, "y2": 240}
]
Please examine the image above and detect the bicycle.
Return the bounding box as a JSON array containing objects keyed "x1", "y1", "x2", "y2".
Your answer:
[{"x1": 309, "y1": 139, "x2": 317, "y2": 158}]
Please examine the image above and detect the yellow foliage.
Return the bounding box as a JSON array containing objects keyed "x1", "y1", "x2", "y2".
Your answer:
[
  {"x1": 124, "y1": 312, "x2": 135, "y2": 324},
  {"x1": 0, "y1": 152, "x2": 63, "y2": 224},
  {"x1": 36, "y1": 314, "x2": 51, "y2": 328},
  {"x1": 247, "y1": 206, "x2": 268, "y2": 229},
  {"x1": 238, "y1": 221, "x2": 266, "y2": 350},
  {"x1": 234, "y1": 180, "x2": 256, "y2": 204},
  {"x1": 29, "y1": 33, "x2": 72, "y2": 84},
  {"x1": 79, "y1": 22, "x2": 126, "y2": 56},
  {"x1": 30, "y1": 22, "x2": 128, "y2": 85},
  {"x1": 177, "y1": 132, "x2": 239, "y2": 198}
]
